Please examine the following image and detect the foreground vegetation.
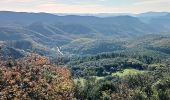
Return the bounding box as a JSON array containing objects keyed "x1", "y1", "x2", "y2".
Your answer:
[
  {"x1": 0, "y1": 51, "x2": 170, "y2": 100},
  {"x1": 0, "y1": 54, "x2": 74, "y2": 99}
]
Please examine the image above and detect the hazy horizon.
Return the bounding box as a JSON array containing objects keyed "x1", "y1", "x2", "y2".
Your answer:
[
  {"x1": 0, "y1": 0, "x2": 170, "y2": 14},
  {"x1": 1, "y1": 10, "x2": 170, "y2": 15}
]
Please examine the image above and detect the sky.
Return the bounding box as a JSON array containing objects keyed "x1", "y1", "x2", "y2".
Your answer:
[{"x1": 0, "y1": 0, "x2": 170, "y2": 13}]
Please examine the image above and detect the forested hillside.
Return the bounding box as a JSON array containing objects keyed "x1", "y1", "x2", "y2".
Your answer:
[{"x1": 0, "y1": 11, "x2": 170, "y2": 99}]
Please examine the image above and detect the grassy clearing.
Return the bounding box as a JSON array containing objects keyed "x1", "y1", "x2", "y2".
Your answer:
[
  {"x1": 112, "y1": 69, "x2": 145, "y2": 77},
  {"x1": 74, "y1": 78, "x2": 86, "y2": 86},
  {"x1": 74, "y1": 69, "x2": 145, "y2": 85}
]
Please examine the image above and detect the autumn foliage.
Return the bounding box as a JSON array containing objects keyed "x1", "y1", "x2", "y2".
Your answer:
[{"x1": 0, "y1": 53, "x2": 74, "y2": 100}]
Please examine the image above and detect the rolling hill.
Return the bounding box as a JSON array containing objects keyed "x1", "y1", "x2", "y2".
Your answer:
[{"x1": 0, "y1": 11, "x2": 170, "y2": 57}]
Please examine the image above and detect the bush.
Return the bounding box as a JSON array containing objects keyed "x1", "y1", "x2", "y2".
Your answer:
[{"x1": 0, "y1": 54, "x2": 74, "y2": 99}]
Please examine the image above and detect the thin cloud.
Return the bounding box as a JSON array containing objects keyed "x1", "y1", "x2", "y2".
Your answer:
[{"x1": 0, "y1": 0, "x2": 169, "y2": 13}]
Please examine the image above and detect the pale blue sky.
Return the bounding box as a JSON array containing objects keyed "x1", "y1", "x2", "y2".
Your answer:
[
  {"x1": 54, "y1": 0, "x2": 137, "y2": 5},
  {"x1": 0, "y1": 0, "x2": 170, "y2": 13}
]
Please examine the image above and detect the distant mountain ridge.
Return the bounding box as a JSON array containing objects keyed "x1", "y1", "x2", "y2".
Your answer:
[{"x1": 0, "y1": 11, "x2": 170, "y2": 57}]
